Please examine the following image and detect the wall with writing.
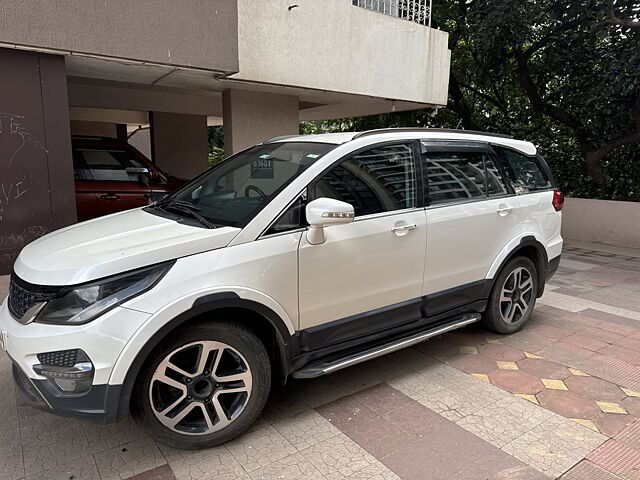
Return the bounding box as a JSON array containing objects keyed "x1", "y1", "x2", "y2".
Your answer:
[{"x1": 0, "y1": 48, "x2": 76, "y2": 275}]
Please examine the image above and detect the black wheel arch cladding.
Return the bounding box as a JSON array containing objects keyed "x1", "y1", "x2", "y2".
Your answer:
[{"x1": 116, "y1": 292, "x2": 291, "y2": 422}]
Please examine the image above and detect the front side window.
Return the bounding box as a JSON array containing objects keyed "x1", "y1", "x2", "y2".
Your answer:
[
  {"x1": 77, "y1": 148, "x2": 147, "y2": 182},
  {"x1": 494, "y1": 146, "x2": 552, "y2": 191},
  {"x1": 314, "y1": 144, "x2": 415, "y2": 217},
  {"x1": 424, "y1": 150, "x2": 509, "y2": 205},
  {"x1": 160, "y1": 142, "x2": 335, "y2": 228},
  {"x1": 265, "y1": 196, "x2": 306, "y2": 235}
]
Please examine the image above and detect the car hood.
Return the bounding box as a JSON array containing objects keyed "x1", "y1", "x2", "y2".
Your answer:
[{"x1": 14, "y1": 208, "x2": 241, "y2": 286}]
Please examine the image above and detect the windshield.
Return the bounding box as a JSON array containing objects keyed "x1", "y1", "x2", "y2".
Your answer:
[{"x1": 157, "y1": 142, "x2": 336, "y2": 228}]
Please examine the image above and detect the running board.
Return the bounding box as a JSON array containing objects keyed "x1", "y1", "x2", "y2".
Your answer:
[{"x1": 292, "y1": 313, "x2": 481, "y2": 379}]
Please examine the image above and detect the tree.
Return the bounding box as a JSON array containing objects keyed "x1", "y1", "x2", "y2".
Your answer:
[
  {"x1": 302, "y1": 0, "x2": 640, "y2": 199},
  {"x1": 466, "y1": 0, "x2": 640, "y2": 194}
]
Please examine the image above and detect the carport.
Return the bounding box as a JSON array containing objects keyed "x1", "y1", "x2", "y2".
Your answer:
[{"x1": 0, "y1": 0, "x2": 451, "y2": 274}]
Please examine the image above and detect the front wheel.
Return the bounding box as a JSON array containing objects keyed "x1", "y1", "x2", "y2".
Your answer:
[
  {"x1": 483, "y1": 256, "x2": 538, "y2": 334},
  {"x1": 134, "y1": 322, "x2": 271, "y2": 449}
]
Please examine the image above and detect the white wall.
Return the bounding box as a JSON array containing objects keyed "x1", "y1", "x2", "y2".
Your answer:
[
  {"x1": 234, "y1": 0, "x2": 450, "y2": 106},
  {"x1": 562, "y1": 197, "x2": 640, "y2": 248}
]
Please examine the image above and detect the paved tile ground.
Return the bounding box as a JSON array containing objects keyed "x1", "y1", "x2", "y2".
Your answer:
[{"x1": 2, "y1": 241, "x2": 640, "y2": 479}]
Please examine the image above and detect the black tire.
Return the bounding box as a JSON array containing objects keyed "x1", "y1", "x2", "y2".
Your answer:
[
  {"x1": 483, "y1": 256, "x2": 538, "y2": 334},
  {"x1": 133, "y1": 321, "x2": 271, "y2": 449}
]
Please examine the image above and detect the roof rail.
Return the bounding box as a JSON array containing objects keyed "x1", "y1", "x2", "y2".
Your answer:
[{"x1": 352, "y1": 128, "x2": 513, "y2": 140}]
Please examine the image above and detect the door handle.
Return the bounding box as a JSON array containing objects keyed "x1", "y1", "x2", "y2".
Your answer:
[
  {"x1": 392, "y1": 223, "x2": 417, "y2": 235},
  {"x1": 100, "y1": 194, "x2": 120, "y2": 201},
  {"x1": 497, "y1": 205, "x2": 512, "y2": 216}
]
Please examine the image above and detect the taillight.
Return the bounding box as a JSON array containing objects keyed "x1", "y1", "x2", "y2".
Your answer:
[{"x1": 552, "y1": 190, "x2": 564, "y2": 211}]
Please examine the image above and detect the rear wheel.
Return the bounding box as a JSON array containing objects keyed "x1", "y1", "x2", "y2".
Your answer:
[
  {"x1": 134, "y1": 322, "x2": 271, "y2": 449},
  {"x1": 483, "y1": 257, "x2": 538, "y2": 334}
]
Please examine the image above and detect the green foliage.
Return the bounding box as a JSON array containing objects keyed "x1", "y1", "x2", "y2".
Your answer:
[
  {"x1": 303, "y1": 0, "x2": 640, "y2": 201},
  {"x1": 208, "y1": 146, "x2": 225, "y2": 167},
  {"x1": 208, "y1": 126, "x2": 225, "y2": 167}
]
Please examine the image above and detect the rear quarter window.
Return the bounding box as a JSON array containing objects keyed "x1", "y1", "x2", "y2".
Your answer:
[{"x1": 494, "y1": 146, "x2": 552, "y2": 192}]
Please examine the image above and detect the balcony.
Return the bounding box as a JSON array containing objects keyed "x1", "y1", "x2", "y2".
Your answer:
[{"x1": 352, "y1": 0, "x2": 432, "y2": 26}]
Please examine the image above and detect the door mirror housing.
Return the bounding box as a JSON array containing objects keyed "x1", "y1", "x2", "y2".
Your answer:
[
  {"x1": 138, "y1": 172, "x2": 150, "y2": 187},
  {"x1": 305, "y1": 197, "x2": 355, "y2": 245},
  {"x1": 125, "y1": 167, "x2": 149, "y2": 175}
]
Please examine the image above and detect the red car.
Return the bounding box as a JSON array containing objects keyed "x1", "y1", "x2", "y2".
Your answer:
[{"x1": 72, "y1": 136, "x2": 184, "y2": 221}]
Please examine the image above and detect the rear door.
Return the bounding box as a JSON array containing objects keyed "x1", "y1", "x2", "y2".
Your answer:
[
  {"x1": 76, "y1": 146, "x2": 153, "y2": 217},
  {"x1": 421, "y1": 142, "x2": 516, "y2": 316}
]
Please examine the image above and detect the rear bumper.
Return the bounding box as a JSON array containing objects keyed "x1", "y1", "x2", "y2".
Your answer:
[
  {"x1": 11, "y1": 360, "x2": 123, "y2": 423},
  {"x1": 546, "y1": 255, "x2": 561, "y2": 281}
]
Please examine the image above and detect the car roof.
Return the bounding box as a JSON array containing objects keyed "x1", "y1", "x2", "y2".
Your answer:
[{"x1": 266, "y1": 128, "x2": 537, "y2": 156}]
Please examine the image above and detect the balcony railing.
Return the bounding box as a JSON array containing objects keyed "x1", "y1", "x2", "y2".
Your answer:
[{"x1": 352, "y1": 0, "x2": 432, "y2": 26}]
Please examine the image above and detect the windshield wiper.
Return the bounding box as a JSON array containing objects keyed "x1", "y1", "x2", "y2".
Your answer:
[
  {"x1": 159, "y1": 200, "x2": 217, "y2": 229},
  {"x1": 157, "y1": 198, "x2": 203, "y2": 210}
]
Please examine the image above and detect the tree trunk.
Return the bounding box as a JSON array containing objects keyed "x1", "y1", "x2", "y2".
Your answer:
[{"x1": 580, "y1": 146, "x2": 606, "y2": 194}]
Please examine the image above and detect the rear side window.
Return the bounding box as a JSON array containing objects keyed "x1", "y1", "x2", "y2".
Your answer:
[
  {"x1": 423, "y1": 150, "x2": 509, "y2": 205},
  {"x1": 76, "y1": 148, "x2": 147, "y2": 182},
  {"x1": 494, "y1": 146, "x2": 552, "y2": 191},
  {"x1": 314, "y1": 144, "x2": 416, "y2": 217}
]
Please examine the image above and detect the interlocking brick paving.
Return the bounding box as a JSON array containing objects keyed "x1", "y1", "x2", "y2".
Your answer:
[
  {"x1": 317, "y1": 383, "x2": 547, "y2": 480},
  {"x1": 0, "y1": 241, "x2": 639, "y2": 479},
  {"x1": 128, "y1": 465, "x2": 177, "y2": 480},
  {"x1": 561, "y1": 460, "x2": 624, "y2": 479}
]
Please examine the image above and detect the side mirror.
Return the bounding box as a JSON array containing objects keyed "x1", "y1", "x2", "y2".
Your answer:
[
  {"x1": 126, "y1": 167, "x2": 149, "y2": 175},
  {"x1": 305, "y1": 197, "x2": 354, "y2": 245},
  {"x1": 126, "y1": 167, "x2": 150, "y2": 187},
  {"x1": 138, "y1": 173, "x2": 150, "y2": 187}
]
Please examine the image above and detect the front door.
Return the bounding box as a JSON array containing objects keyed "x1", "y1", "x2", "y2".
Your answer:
[
  {"x1": 74, "y1": 146, "x2": 152, "y2": 217},
  {"x1": 298, "y1": 143, "x2": 427, "y2": 351}
]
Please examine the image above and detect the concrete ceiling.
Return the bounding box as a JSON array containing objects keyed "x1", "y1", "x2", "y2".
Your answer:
[{"x1": 65, "y1": 54, "x2": 436, "y2": 122}]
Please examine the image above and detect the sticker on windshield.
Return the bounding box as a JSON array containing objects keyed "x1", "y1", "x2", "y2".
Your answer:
[
  {"x1": 252, "y1": 157, "x2": 274, "y2": 178},
  {"x1": 306, "y1": 154, "x2": 320, "y2": 159}
]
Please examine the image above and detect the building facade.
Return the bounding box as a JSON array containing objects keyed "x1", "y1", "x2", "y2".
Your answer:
[{"x1": 0, "y1": 0, "x2": 450, "y2": 274}]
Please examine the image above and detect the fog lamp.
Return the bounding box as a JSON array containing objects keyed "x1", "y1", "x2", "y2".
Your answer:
[{"x1": 33, "y1": 349, "x2": 95, "y2": 393}]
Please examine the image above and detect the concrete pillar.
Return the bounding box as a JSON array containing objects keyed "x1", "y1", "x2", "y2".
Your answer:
[
  {"x1": 150, "y1": 112, "x2": 208, "y2": 180},
  {"x1": 129, "y1": 127, "x2": 152, "y2": 160},
  {"x1": 0, "y1": 48, "x2": 75, "y2": 275},
  {"x1": 116, "y1": 123, "x2": 128, "y2": 142},
  {"x1": 223, "y1": 90, "x2": 299, "y2": 157}
]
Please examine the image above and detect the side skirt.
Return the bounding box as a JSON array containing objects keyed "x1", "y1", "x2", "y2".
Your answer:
[{"x1": 292, "y1": 313, "x2": 480, "y2": 379}]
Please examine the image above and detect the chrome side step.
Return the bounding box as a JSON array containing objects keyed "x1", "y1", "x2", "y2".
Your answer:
[{"x1": 292, "y1": 313, "x2": 481, "y2": 379}]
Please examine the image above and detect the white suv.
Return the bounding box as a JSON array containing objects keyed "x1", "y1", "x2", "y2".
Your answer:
[{"x1": 0, "y1": 128, "x2": 563, "y2": 448}]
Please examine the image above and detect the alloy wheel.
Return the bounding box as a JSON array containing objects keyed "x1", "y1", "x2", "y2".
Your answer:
[
  {"x1": 499, "y1": 266, "x2": 534, "y2": 324},
  {"x1": 149, "y1": 341, "x2": 252, "y2": 435}
]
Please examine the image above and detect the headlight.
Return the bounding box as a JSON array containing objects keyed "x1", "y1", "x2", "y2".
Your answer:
[{"x1": 35, "y1": 262, "x2": 172, "y2": 325}]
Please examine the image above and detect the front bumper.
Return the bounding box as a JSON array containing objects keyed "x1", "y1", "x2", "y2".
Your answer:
[
  {"x1": 0, "y1": 298, "x2": 150, "y2": 423},
  {"x1": 11, "y1": 361, "x2": 123, "y2": 423}
]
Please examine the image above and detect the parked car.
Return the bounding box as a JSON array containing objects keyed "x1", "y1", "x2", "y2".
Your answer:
[
  {"x1": 1, "y1": 128, "x2": 563, "y2": 449},
  {"x1": 72, "y1": 136, "x2": 184, "y2": 221}
]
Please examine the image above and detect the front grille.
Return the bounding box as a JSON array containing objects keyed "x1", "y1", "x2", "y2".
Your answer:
[
  {"x1": 8, "y1": 274, "x2": 58, "y2": 319},
  {"x1": 37, "y1": 349, "x2": 79, "y2": 367}
]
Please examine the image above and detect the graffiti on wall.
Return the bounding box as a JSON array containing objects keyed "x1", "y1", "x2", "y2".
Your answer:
[
  {"x1": 0, "y1": 113, "x2": 46, "y2": 222},
  {"x1": 0, "y1": 113, "x2": 48, "y2": 269}
]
